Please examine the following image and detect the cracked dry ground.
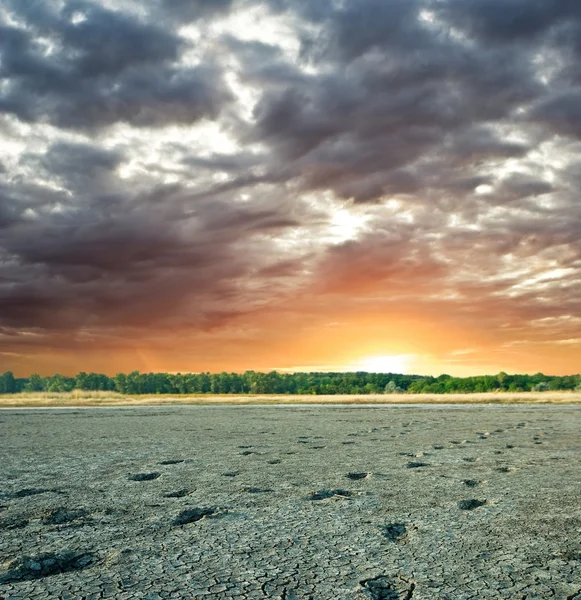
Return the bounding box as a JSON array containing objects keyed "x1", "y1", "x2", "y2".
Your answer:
[{"x1": 1, "y1": 405, "x2": 580, "y2": 600}]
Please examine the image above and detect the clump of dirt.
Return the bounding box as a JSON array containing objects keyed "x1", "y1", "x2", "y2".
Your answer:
[
  {"x1": 173, "y1": 507, "x2": 218, "y2": 525},
  {"x1": 458, "y1": 498, "x2": 487, "y2": 510},
  {"x1": 0, "y1": 516, "x2": 28, "y2": 530},
  {"x1": 307, "y1": 489, "x2": 352, "y2": 501},
  {"x1": 345, "y1": 472, "x2": 370, "y2": 480},
  {"x1": 1, "y1": 488, "x2": 55, "y2": 500},
  {"x1": 497, "y1": 466, "x2": 517, "y2": 473},
  {"x1": 380, "y1": 523, "x2": 408, "y2": 542},
  {"x1": 462, "y1": 479, "x2": 480, "y2": 487},
  {"x1": 128, "y1": 472, "x2": 161, "y2": 481},
  {"x1": 406, "y1": 461, "x2": 429, "y2": 469},
  {"x1": 0, "y1": 551, "x2": 97, "y2": 583},
  {"x1": 360, "y1": 574, "x2": 415, "y2": 599},
  {"x1": 41, "y1": 508, "x2": 89, "y2": 525}
]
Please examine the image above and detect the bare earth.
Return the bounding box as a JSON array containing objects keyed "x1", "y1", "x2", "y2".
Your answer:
[{"x1": 1, "y1": 404, "x2": 580, "y2": 599}]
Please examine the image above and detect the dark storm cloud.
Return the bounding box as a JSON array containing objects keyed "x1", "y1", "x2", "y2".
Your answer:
[
  {"x1": 0, "y1": 2, "x2": 232, "y2": 129},
  {"x1": 61, "y1": 1, "x2": 182, "y2": 77},
  {"x1": 0, "y1": 193, "x2": 22, "y2": 230},
  {"x1": 0, "y1": 158, "x2": 311, "y2": 333},
  {"x1": 495, "y1": 173, "x2": 554, "y2": 203},
  {"x1": 32, "y1": 142, "x2": 124, "y2": 191},
  {"x1": 437, "y1": 0, "x2": 581, "y2": 44},
  {"x1": 311, "y1": 0, "x2": 427, "y2": 62},
  {"x1": 237, "y1": 0, "x2": 546, "y2": 204},
  {"x1": 445, "y1": 126, "x2": 530, "y2": 163},
  {"x1": 529, "y1": 91, "x2": 581, "y2": 139},
  {"x1": 160, "y1": 0, "x2": 235, "y2": 22},
  {"x1": 2, "y1": 0, "x2": 183, "y2": 72},
  {"x1": 252, "y1": 86, "x2": 345, "y2": 160}
]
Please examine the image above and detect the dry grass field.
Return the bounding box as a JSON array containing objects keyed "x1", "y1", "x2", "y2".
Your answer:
[{"x1": 1, "y1": 390, "x2": 581, "y2": 407}]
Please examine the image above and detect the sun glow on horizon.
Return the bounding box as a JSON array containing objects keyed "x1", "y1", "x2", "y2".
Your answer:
[{"x1": 351, "y1": 354, "x2": 417, "y2": 374}]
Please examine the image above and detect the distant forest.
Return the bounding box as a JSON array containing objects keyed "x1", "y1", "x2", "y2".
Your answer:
[{"x1": 1, "y1": 370, "x2": 580, "y2": 395}]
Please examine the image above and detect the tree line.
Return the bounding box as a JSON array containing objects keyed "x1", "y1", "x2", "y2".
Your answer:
[{"x1": 1, "y1": 370, "x2": 580, "y2": 395}]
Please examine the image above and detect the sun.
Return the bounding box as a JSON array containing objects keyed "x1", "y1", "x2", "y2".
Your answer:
[{"x1": 352, "y1": 354, "x2": 415, "y2": 374}]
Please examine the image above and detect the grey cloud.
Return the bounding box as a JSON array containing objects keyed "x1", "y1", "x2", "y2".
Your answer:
[
  {"x1": 438, "y1": 0, "x2": 581, "y2": 44},
  {"x1": 36, "y1": 142, "x2": 124, "y2": 188},
  {"x1": 0, "y1": 193, "x2": 22, "y2": 230},
  {"x1": 160, "y1": 0, "x2": 235, "y2": 22},
  {"x1": 446, "y1": 126, "x2": 530, "y2": 164},
  {"x1": 293, "y1": 131, "x2": 441, "y2": 203},
  {"x1": 291, "y1": 0, "x2": 428, "y2": 66},
  {"x1": 0, "y1": 4, "x2": 232, "y2": 129},
  {"x1": 0, "y1": 2, "x2": 182, "y2": 79},
  {"x1": 0, "y1": 61, "x2": 232, "y2": 129},
  {"x1": 235, "y1": 0, "x2": 543, "y2": 204},
  {"x1": 252, "y1": 87, "x2": 345, "y2": 160},
  {"x1": 439, "y1": 175, "x2": 492, "y2": 193},
  {"x1": 529, "y1": 90, "x2": 581, "y2": 139},
  {"x1": 496, "y1": 173, "x2": 554, "y2": 202},
  {"x1": 0, "y1": 175, "x2": 313, "y2": 332},
  {"x1": 61, "y1": 1, "x2": 184, "y2": 77},
  {"x1": 56, "y1": 65, "x2": 232, "y2": 129},
  {"x1": 321, "y1": 0, "x2": 426, "y2": 62},
  {"x1": 0, "y1": 24, "x2": 54, "y2": 81},
  {"x1": 0, "y1": 284, "x2": 65, "y2": 328},
  {"x1": 551, "y1": 21, "x2": 581, "y2": 81},
  {"x1": 563, "y1": 159, "x2": 581, "y2": 188},
  {"x1": 439, "y1": 207, "x2": 581, "y2": 267}
]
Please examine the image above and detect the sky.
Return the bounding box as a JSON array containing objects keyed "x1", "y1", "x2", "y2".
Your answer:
[{"x1": 1, "y1": 0, "x2": 580, "y2": 377}]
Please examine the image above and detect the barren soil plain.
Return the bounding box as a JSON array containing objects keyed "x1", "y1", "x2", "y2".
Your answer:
[{"x1": 1, "y1": 404, "x2": 580, "y2": 600}]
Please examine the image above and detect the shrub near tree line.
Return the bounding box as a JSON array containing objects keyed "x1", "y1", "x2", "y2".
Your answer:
[{"x1": 0, "y1": 370, "x2": 580, "y2": 395}]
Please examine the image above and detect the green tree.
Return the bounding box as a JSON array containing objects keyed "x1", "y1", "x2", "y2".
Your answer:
[
  {"x1": 113, "y1": 373, "x2": 128, "y2": 394},
  {"x1": 0, "y1": 371, "x2": 16, "y2": 394},
  {"x1": 46, "y1": 374, "x2": 74, "y2": 392},
  {"x1": 497, "y1": 372, "x2": 509, "y2": 390},
  {"x1": 24, "y1": 373, "x2": 45, "y2": 392},
  {"x1": 384, "y1": 380, "x2": 404, "y2": 394}
]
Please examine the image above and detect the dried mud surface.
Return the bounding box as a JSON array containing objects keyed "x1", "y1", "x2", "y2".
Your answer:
[{"x1": 1, "y1": 405, "x2": 580, "y2": 599}]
